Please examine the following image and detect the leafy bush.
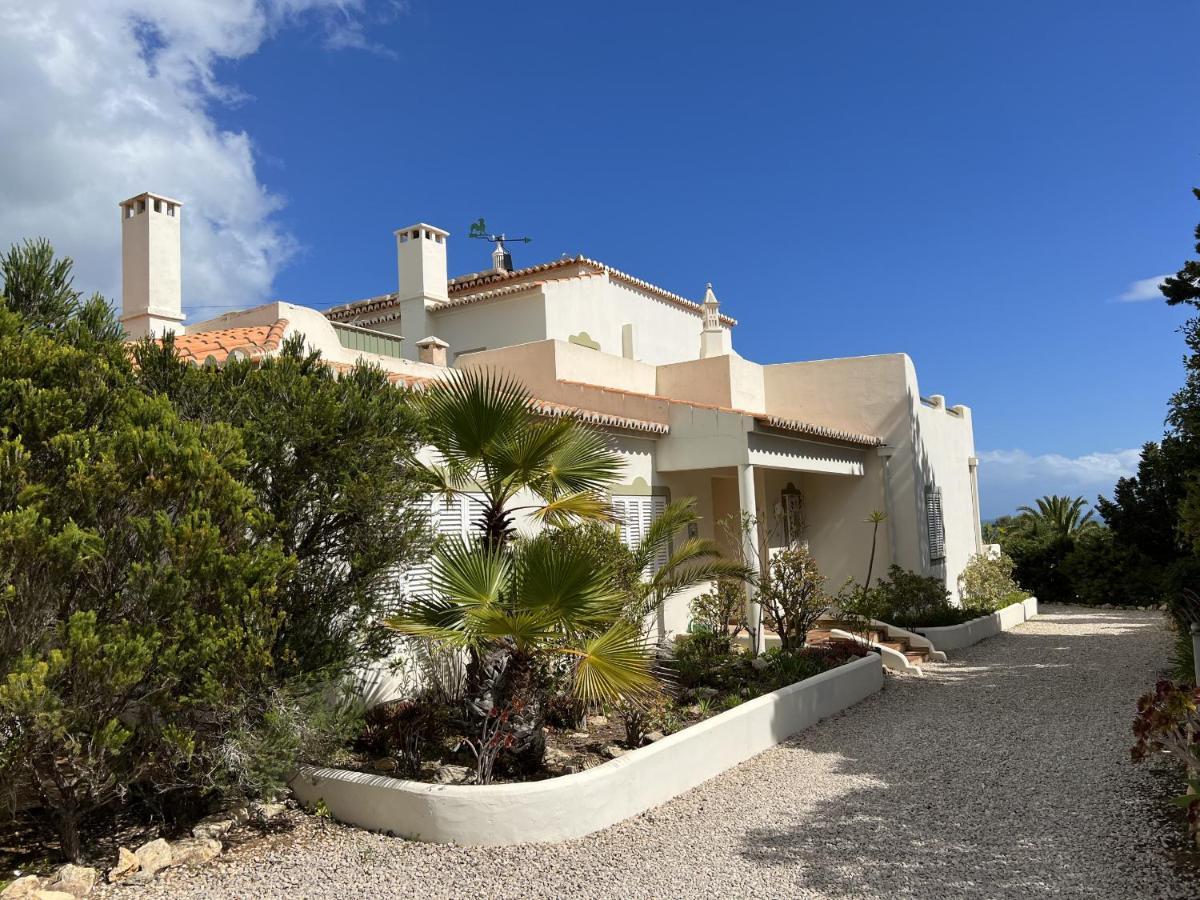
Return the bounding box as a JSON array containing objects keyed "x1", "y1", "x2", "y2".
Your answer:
[
  {"x1": 0, "y1": 241, "x2": 426, "y2": 861},
  {"x1": 689, "y1": 579, "x2": 747, "y2": 648},
  {"x1": 0, "y1": 255, "x2": 294, "y2": 859},
  {"x1": 958, "y1": 551, "x2": 1026, "y2": 612},
  {"x1": 1132, "y1": 680, "x2": 1200, "y2": 838},
  {"x1": 868, "y1": 565, "x2": 957, "y2": 628},
  {"x1": 757, "y1": 546, "x2": 830, "y2": 650}
]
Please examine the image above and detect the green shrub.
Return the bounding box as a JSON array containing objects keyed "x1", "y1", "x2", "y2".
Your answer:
[
  {"x1": 959, "y1": 551, "x2": 1025, "y2": 612},
  {"x1": 689, "y1": 579, "x2": 747, "y2": 647},
  {"x1": 868, "y1": 565, "x2": 956, "y2": 628}
]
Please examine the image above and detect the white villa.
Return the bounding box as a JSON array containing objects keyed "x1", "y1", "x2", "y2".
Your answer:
[{"x1": 118, "y1": 191, "x2": 984, "y2": 639}]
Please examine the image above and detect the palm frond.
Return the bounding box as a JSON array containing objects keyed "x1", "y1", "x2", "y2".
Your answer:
[
  {"x1": 529, "y1": 491, "x2": 616, "y2": 528},
  {"x1": 420, "y1": 368, "x2": 531, "y2": 465},
  {"x1": 566, "y1": 621, "x2": 656, "y2": 704},
  {"x1": 630, "y1": 497, "x2": 698, "y2": 572},
  {"x1": 513, "y1": 536, "x2": 625, "y2": 633},
  {"x1": 537, "y1": 425, "x2": 624, "y2": 499},
  {"x1": 428, "y1": 540, "x2": 510, "y2": 607}
]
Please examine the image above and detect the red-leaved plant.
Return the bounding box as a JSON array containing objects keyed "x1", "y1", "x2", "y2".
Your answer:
[{"x1": 1132, "y1": 679, "x2": 1200, "y2": 839}]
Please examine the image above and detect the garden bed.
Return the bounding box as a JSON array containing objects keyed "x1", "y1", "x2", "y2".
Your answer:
[
  {"x1": 911, "y1": 596, "x2": 1038, "y2": 651},
  {"x1": 291, "y1": 653, "x2": 883, "y2": 845}
]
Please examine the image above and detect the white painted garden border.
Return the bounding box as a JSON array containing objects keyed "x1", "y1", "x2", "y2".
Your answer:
[
  {"x1": 913, "y1": 596, "x2": 1038, "y2": 652},
  {"x1": 291, "y1": 653, "x2": 883, "y2": 845}
]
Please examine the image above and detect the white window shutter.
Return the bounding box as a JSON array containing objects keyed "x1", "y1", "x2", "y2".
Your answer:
[
  {"x1": 926, "y1": 487, "x2": 945, "y2": 562},
  {"x1": 612, "y1": 494, "x2": 669, "y2": 575}
]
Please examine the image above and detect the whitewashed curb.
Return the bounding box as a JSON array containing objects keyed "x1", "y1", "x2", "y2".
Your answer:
[
  {"x1": 914, "y1": 596, "x2": 1038, "y2": 652},
  {"x1": 291, "y1": 654, "x2": 884, "y2": 845}
]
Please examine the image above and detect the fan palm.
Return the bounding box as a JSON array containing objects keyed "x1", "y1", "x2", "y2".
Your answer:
[
  {"x1": 386, "y1": 533, "x2": 656, "y2": 775},
  {"x1": 1017, "y1": 495, "x2": 1096, "y2": 540},
  {"x1": 417, "y1": 369, "x2": 624, "y2": 548}
]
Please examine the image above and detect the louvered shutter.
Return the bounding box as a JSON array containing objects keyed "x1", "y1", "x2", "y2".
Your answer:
[
  {"x1": 926, "y1": 487, "x2": 945, "y2": 562},
  {"x1": 613, "y1": 494, "x2": 669, "y2": 575}
]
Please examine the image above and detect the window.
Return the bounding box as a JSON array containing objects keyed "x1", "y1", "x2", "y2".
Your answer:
[
  {"x1": 391, "y1": 493, "x2": 486, "y2": 603},
  {"x1": 612, "y1": 494, "x2": 668, "y2": 573},
  {"x1": 925, "y1": 486, "x2": 945, "y2": 563}
]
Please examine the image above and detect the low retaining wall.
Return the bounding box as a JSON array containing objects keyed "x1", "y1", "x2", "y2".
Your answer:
[
  {"x1": 915, "y1": 596, "x2": 1038, "y2": 652},
  {"x1": 292, "y1": 654, "x2": 884, "y2": 846}
]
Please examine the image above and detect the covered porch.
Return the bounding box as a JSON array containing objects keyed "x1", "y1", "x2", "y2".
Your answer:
[{"x1": 650, "y1": 406, "x2": 891, "y2": 641}]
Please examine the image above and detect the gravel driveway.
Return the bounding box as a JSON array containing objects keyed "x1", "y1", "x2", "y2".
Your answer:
[{"x1": 102, "y1": 606, "x2": 1199, "y2": 899}]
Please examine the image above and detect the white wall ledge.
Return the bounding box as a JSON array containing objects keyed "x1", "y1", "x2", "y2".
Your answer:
[
  {"x1": 913, "y1": 596, "x2": 1038, "y2": 652},
  {"x1": 292, "y1": 654, "x2": 884, "y2": 845}
]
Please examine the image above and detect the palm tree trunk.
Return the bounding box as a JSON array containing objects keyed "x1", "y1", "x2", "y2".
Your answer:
[{"x1": 464, "y1": 640, "x2": 546, "y2": 776}]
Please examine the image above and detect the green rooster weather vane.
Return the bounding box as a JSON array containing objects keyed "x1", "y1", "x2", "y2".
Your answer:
[{"x1": 468, "y1": 218, "x2": 531, "y2": 272}]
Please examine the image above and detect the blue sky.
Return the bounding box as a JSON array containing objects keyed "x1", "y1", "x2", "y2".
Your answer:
[{"x1": 3, "y1": 0, "x2": 1199, "y2": 517}]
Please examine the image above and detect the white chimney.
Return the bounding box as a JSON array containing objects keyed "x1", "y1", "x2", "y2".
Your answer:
[
  {"x1": 395, "y1": 223, "x2": 449, "y2": 361},
  {"x1": 119, "y1": 192, "x2": 185, "y2": 339},
  {"x1": 699, "y1": 283, "x2": 729, "y2": 358}
]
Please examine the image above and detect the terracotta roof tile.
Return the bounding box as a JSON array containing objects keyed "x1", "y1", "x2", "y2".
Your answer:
[{"x1": 164, "y1": 318, "x2": 289, "y2": 365}]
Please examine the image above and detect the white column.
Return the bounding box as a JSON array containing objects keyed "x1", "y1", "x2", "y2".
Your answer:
[
  {"x1": 738, "y1": 463, "x2": 763, "y2": 654},
  {"x1": 877, "y1": 447, "x2": 898, "y2": 566},
  {"x1": 968, "y1": 456, "x2": 983, "y2": 553}
]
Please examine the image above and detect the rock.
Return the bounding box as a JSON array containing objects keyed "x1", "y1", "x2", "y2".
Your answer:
[
  {"x1": 433, "y1": 764, "x2": 472, "y2": 784},
  {"x1": 168, "y1": 837, "x2": 221, "y2": 868},
  {"x1": 750, "y1": 656, "x2": 769, "y2": 671},
  {"x1": 569, "y1": 731, "x2": 590, "y2": 740},
  {"x1": 43, "y1": 864, "x2": 97, "y2": 898},
  {"x1": 192, "y1": 813, "x2": 236, "y2": 841},
  {"x1": 250, "y1": 801, "x2": 287, "y2": 822},
  {"x1": 586, "y1": 715, "x2": 608, "y2": 727},
  {"x1": 696, "y1": 687, "x2": 718, "y2": 699},
  {"x1": 107, "y1": 846, "x2": 140, "y2": 883},
  {"x1": 602, "y1": 744, "x2": 626, "y2": 759},
  {"x1": 33, "y1": 892, "x2": 76, "y2": 900},
  {"x1": 644, "y1": 731, "x2": 666, "y2": 744},
  {"x1": 1, "y1": 876, "x2": 43, "y2": 899},
  {"x1": 543, "y1": 747, "x2": 572, "y2": 766},
  {"x1": 371, "y1": 757, "x2": 399, "y2": 772},
  {"x1": 134, "y1": 837, "x2": 173, "y2": 875}
]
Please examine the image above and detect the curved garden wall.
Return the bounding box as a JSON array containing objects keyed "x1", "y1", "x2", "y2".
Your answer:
[
  {"x1": 292, "y1": 653, "x2": 883, "y2": 845},
  {"x1": 915, "y1": 597, "x2": 1038, "y2": 651}
]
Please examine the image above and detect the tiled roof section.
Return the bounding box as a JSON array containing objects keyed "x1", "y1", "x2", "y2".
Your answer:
[
  {"x1": 324, "y1": 293, "x2": 400, "y2": 323},
  {"x1": 168, "y1": 319, "x2": 289, "y2": 365},
  {"x1": 753, "y1": 415, "x2": 883, "y2": 447},
  {"x1": 448, "y1": 256, "x2": 738, "y2": 326},
  {"x1": 322, "y1": 256, "x2": 737, "y2": 326},
  {"x1": 529, "y1": 398, "x2": 670, "y2": 435},
  {"x1": 556, "y1": 380, "x2": 881, "y2": 447}
]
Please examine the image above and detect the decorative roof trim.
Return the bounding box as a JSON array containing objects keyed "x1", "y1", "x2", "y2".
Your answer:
[
  {"x1": 322, "y1": 255, "x2": 737, "y2": 326},
  {"x1": 554, "y1": 379, "x2": 880, "y2": 447},
  {"x1": 754, "y1": 415, "x2": 882, "y2": 448},
  {"x1": 529, "y1": 398, "x2": 670, "y2": 435}
]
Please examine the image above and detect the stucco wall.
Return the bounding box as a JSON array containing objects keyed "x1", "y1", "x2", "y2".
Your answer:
[
  {"x1": 427, "y1": 290, "x2": 549, "y2": 361},
  {"x1": 542, "y1": 274, "x2": 732, "y2": 366},
  {"x1": 655, "y1": 353, "x2": 766, "y2": 413},
  {"x1": 761, "y1": 354, "x2": 979, "y2": 597}
]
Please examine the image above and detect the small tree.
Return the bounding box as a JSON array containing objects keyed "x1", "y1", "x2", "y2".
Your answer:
[{"x1": 757, "y1": 547, "x2": 830, "y2": 651}]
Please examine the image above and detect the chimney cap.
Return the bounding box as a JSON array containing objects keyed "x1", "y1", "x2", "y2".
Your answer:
[
  {"x1": 119, "y1": 191, "x2": 183, "y2": 208},
  {"x1": 416, "y1": 335, "x2": 449, "y2": 348},
  {"x1": 394, "y1": 223, "x2": 450, "y2": 238}
]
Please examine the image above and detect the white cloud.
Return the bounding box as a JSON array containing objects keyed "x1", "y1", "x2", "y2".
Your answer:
[
  {"x1": 976, "y1": 447, "x2": 1141, "y2": 519},
  {"x1": 1116, "y1": 274, "x2": 1171, "y2": 303},
  {"x1": 0, "y1": 1, "x2": 383, "y2": 319}
]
